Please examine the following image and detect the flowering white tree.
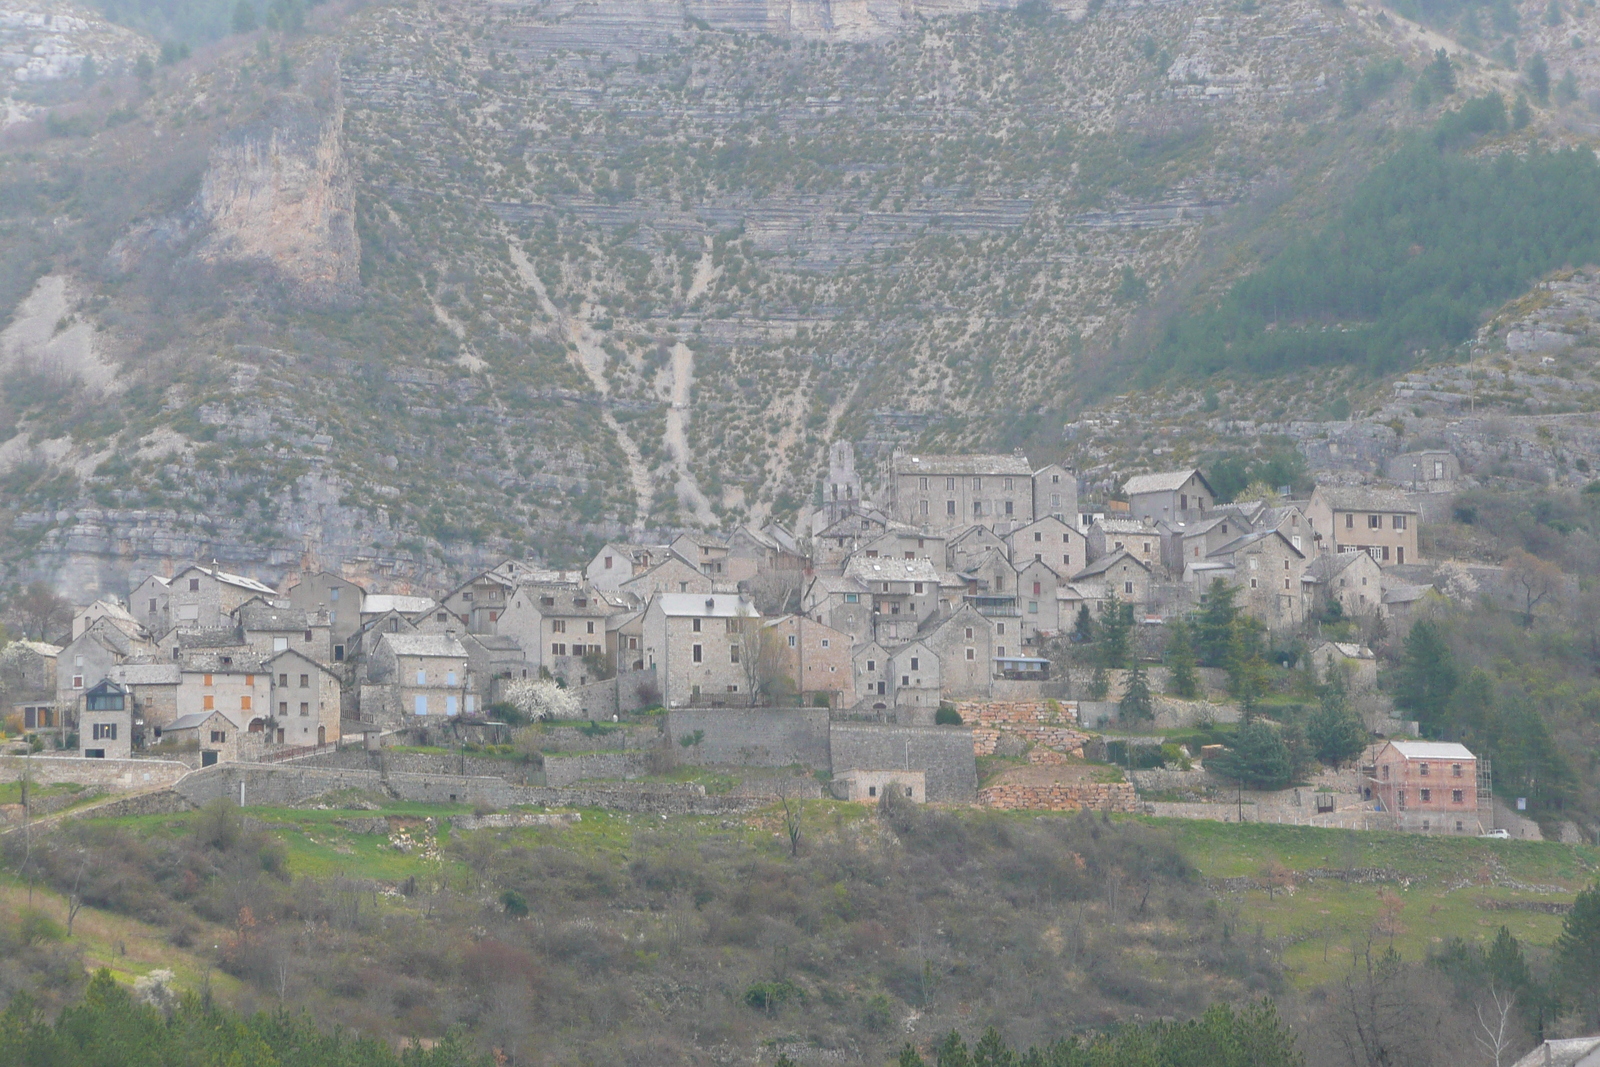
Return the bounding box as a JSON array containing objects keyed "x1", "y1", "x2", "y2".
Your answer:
[{"x1": 502, "y1": 677, "x2": 581, "y2": 721}]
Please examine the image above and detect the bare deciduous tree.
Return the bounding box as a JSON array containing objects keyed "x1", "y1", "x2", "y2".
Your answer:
[{"x1": 1472, "y1": 985, "x2": 1518, "y2": 1067}]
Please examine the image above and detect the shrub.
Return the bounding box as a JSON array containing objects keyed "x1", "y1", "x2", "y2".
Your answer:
[{"x1": 934, "y1": 704, "x2": 963, "y2": 726}]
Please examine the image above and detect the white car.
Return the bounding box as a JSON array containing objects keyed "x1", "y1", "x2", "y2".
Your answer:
[{"x1": 1479, "y1": 828, "x2": 1510, "y2": 839}]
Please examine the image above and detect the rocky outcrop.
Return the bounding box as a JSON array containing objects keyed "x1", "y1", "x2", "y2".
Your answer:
[{"x1": 195, "y1": 57, "x2": 359, "y2": 306}]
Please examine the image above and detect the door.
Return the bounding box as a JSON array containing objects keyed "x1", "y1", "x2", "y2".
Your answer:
[
  {"x1": 317, "y1": 725, "x2": 326, "y2": 746},
  {"x1": 202, "y1": 751, "x2": 218, "y2": 767}
]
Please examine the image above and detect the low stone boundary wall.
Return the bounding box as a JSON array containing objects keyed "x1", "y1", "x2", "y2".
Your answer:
[
  {"x1": 979, "y1": 780, "x2": 1140, "y2": 812},
  {"x1": 81, "y1": 789, "x2": 197, "y2": 819},
  {"x1": 0, "y1": 755, "x2": 192, "y2": 793},
  {"x1": 543, "y1": 751, "x2": 647, "y2": 786},
  {"x1": 508, "y1": 786, "x2": 765, "y2": 816},
  {"x1": 451, "y1": 812, "x2": 581, "y2": 831}
]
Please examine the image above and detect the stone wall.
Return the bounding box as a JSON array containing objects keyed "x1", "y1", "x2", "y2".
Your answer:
[
  {"x1": 81, "y1": 789, "x2": 197, "y2": 818},
  {"x1": 827, "y1": 722, "x2": 977, "y2": 804},
  {"x1": 174, "y1": 765, "x2": 519, "y2": 808},
  {"x1": 0, "y1": 755, "x2": 191, "y2": 793},
  {"x1": 507, "y1": 785, "x2": 766, "y2": 815},
  {"x1": 667, "y1": 708, "x2": 830, "y2": 768},
  {"x1": 450, "y1": 812, "x2": 581, "y2": 831},
  {"x1": 543, "y1": 751, "x2": 647, "y2": 785},
  {"x1": 979, "y1": 780, "x2": 1140, "y2": 812},
  {"x1": 958, "y1": 700, "x2": 1091, "y2": 759},
  {"x1": 294, "y1": 747, "x2": 542, "y2": 784}
]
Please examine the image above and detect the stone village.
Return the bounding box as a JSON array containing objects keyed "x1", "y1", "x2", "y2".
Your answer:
[{"x1": 0, "y1": 446, "x2": 1540, "y2": 837}]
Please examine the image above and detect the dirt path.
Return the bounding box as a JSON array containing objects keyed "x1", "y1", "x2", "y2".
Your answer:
[
  {"x1": 662, "y1": 341, "x2": 717, "y2": 526},
  {"x1": 506, "y1": 239, "x2": 653, "y2": 524}
]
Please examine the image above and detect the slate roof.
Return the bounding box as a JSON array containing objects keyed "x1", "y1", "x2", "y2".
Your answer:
[
  {"x1": 894, "y1": 452, "x2": 1034, "y2": 476},
  {"x1": 362, "y1": 594, "x2": 439, "y2": 615},
  {"x1": 378, "y1": 633, "x2": 468, "y2": 657},
  {"x1": 1073, "y1": 550, "x2": 1150, "y2": 578},
  {"x1": 1312, "y1": 485, "x2": 1418, "y2": 512},
  {"x1": 1122, "y1": 469, "x2": 1212, "y2": 496},
  {"x1": 845, "y1": 557, "x2": 940, "y2": 584},
  {"x1": 652, "y1": 593, "x2": 757, "y2": 618},
  {"x1": 237, "y1": 599, "x2": 310, "y2": 631}
]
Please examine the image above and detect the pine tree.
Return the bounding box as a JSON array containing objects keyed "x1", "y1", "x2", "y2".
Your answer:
[
  {"x1": 1527, "y1": 53, "x2": 1550, "y2": 102},
  {"x1": 1120, "y1": 659, "x2": 1154, "y2": 723},
  {"x1": 1554, "y1": 882, "x2": 1600, "y2": 1027},
  {"x1": 1196, "y1": 579, "x2": 1240, "y2": 667},
  {"x1": 1392, "y1": 620, "x2": 1459, "y2": 730},
  {"x1": 1427, "y1": 48, "x2": 1457, "y2": 95},
  {"x1": 1166, "y1": 619, "x2": 1200, "y2": 698},
  {"x1": 1307, "y1": 688, "x2": 1368, "y2": 766}
]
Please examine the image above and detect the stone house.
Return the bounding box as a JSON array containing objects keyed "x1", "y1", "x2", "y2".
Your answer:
[
  {"x1": 1122, "y1": 469, "x2": 1216, "y2": 526},
  {"x1": 2, "y1": 640, "x2": 58, "y2": 728},
  {"x1": 889, "y1": 452, "x2": 1036, "y2": 533},
  {"x1": 359, "y1": 594, "x2": 441, "y2": 632},
  {"x1": 1306, "y1": 486, "x2": 1420, "y2": 566},
  {"x1": 161, "y1": 564, "x2": 280, "y2": 630},
  {"x1": 946, "y1": 524, "x2": 1010, "y2": 575},
  {"x1": 1032, "y1": 463, "x2": 1078, "y2": 526},
  {"x1": 496, "y1": 585, "x2": 621, "y2": 684},
  {"x1": 237, "y1": 598, "x2": 332, "y2": 664},
  {"x1": 129, "y1": 574, "x2": 173, "y2": 636},
  {"x1": 1188, "y1": 529, "x2": 1308, "y2": 631},
  {"x1": 924, "y1": 606, "x2": 996, "y2": 698},
  {"x1": 835, "y1": 769, "x2": 926, "y2": 803},
  {"x1": 107, "y1": 662, "x2": 181, "y2": 733},
  {"x1": 1165, "y1": 513, "x2": 1250, "y2": 573},
  {"x1": 440, "y1": 567, "x2": 521, "y2": 634},
  {"x1": 161, "y1": 627, "x2": 251, "y2": 671},
  {"x1": 640, "y1": 593, "x2": 760, "y2": 707},
  {"x1": 846, "y1": 556, "x2": 942, "y2": 645},
  {"x1": 812, "y1": 509, "x2": 893, "y2": 571},
  {"x1": 671, "y1": 533, "x2": 732, "y2": 578},
  {"x1": 283, "y1": 570, "x2": 367, "y2": 664},
  {"x1": 801, "y1": 574, "x2": 872, "y2": 647},
  {"x1": 1307, "y1": 641, "x2": 1378, "y2": 690},
  {"x1": 1509, "y1": 1038, "x2": 1600, "y2": 1067},
  {"x1": 71, "y1": 600, "x2": 144, "y2": 642},
  {"x1": 79, "y1": 680, "x2": 132, "y2": 760},
  {"x1": 164, "y1": 710, "x2": 243, "y2": 765},
  {"x1": 617, "y1": 556, "x2": 715, "y2": 601},
  {"x1": 587, "y1": 542, "x2": 672, "y2": 592},
  {"x1": 266, "y1": 648, "x2": 341, "y2": 747},
  {"x1": 367, "y1": 633, "x2": 471, "y2": 718},
  {"x1": 726, "y1": 524, "x2": 806, "y2": 585},
  {"x1": 1007, "y1": 516, "x2": 1088, "y2": 577},
  {"x1": 1386, "y1": 450, "x2": 1460, "y2": 491},
  {"x1": 956, "y1": 547, "x2": 1021, "y2": 627},
  {"x1": 1087, "y1": 518, "x2": 1162, "y2": 568},
  {"x1": 461, "y1": 634, "x2": 526, "y2": 708},
  {"x1": 56, "y1": 620, "x2": 154, "y2": 732},
  {"x1": 761, "y1": 615, "x2": 857, "y2": 708},
  {"x1": 1015, "y1": 558, "x2": 1064, "y2": 642},
  {"x1": 1304, "y1": 551, "x2": 1385, "y2": 618},
  {"x1": 853, "y1": 641, "x2": 892, "y2": 708},
  {"x1": 176, "y1": 662, "x2": 272, "y2": 736},
  {"x1": 887, "y1": 640, "x2": 941, "y2": 708},
  {"x1": 1255, "y1": 504, "x2": 1312, "y2": 555},
  {"x1": 855, "y1": 527, "x2": 947, "y2": 564},
  {"x1": 610, "y1": 609, "x2": 646, "y2": 673},
  {"x1": 1072, "y1": 550, "x2": 1154, "y2": 614},
  {"x1": 1366, "y1": 740, "x2": 1482, "y2": 834}
]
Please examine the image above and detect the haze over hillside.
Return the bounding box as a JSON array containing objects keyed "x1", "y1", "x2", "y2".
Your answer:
[{"x1": 0, "y1": 0, "x2": 1593, "y2": 597}]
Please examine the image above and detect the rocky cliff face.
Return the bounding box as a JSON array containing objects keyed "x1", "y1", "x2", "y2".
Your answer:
[{"x1": 195, "y1": 60, "x2": 359, "y2": 306}]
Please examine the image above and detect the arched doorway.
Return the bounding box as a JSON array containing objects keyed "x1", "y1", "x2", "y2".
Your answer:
[{"x1": 317, "y1": 725, "x2": 326, "y2": 746}]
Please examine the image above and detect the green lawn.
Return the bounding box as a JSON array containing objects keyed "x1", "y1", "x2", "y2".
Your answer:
[{"x1": 1155, "y1": 819, "x2": 1600, "y2": 986}]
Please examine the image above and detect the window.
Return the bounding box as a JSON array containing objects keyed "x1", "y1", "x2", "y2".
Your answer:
[
  {"x1": 1033, "y1": 581, "x2": 1042, "y2": 595},
  {"x1": 974, "y1": 501, "x2": 983, "y2": 517},
  {"x1": 330, "y1": 588, "x2": 340, "y2": 602},
  {"x1": 996, "y1": 623, "x2": 1005, "y2": 635},
  {"x1": 910, "y1": 657, "x2": 919, "y2": 670},
  {"x1": 551, "y1": 619, "x2": 566, "y2": 634},
  {"x1": 1005, "y1": 500, "x2": 1014, "y2": 516},
  {"x1": 821, "y1": 638, "x2": 831, "y2": 648},
  {"x1": 280, "y1": 701, "x2": 288, "y2": 715},
  {"x1": 92, "y1": 722, "x2": 117, "y2": 740},
  {"x1": 920, "y1": 500, "x2": 929, "y2": 517},
  {"x1": 1345, "y1": 513, "x2": 1354, "y2": 529},
  {"x1": 729, "y1": 644, "x2": 740, "y2": 664},
  {"x1": 692, "y1": 644, "x2": 703, "y2": 663},
  {"x1": 72, "y1": 675, "x2": 83, "y2": 689},
  {"x1": 1034, "y1": 532, "x2": 1042, "y2": 543},
  {"x1": 914, "y1": 582, "x2": 924, "y2": 594},
  {"x1": 996, "y1": 646, "x2": 1006, "y2": 657},
  {"x1": 1381, "y1": 765, "x2": 1390, "y2": 779},
  {"x1": 965, "y1": 627, "x2": 974, "y2": 639},
  {"x1": 334, "y1": 644, "x2": 344, "y2": 662},
  {"x1": 1368, "y1": 514, "x2": 1382, "y2": 529},
  {"x1": 947, "y1": 500, "x2": 957, "y2": 516},
  {"x1": 436, "y1": 612, "x2": 448, "y2": 622},
  {"x1": 210, "y1": 730, "x2": 227, "y2": 743},
  {"x1": 1421, "y1": 789, "x2": 1432, "y2": 803},
  {"x1": 1051, "y1": 494, "x2": 1061, "y2": 507},
  {"x1": 902, "y1": 676, "x2": 910, "y2": 686},
  {"x1": 1029, "y1": 601, "x2": 1039, "y2": 613},
  {"x1": 1420, "y1": 763, "x2": 1429, "y2": 776},
  {"x1": 541, "y1": 596, "x2": 555, "y2": 607},
  {"x1": 844, "y1": 593, "x2": 859, "y2": 603},
  {"x1": 727, "y1": 685, "x2": 738, "y2": 693},
  {"x1": 1125, "y1": 581, "x2": 1134, "y2": 595},
  {"x1": 586, "y1": 621, "x2": 596, "y2": 635},
  {"x1": 973, "y1": 477, "x2": 982, "y2": 491},
  {"x1": 966, "y1": 648, "x2": 975, "y2": 660},
  {"x1": 273, "y1": 637, "x2": 288, "y2": 652},
  {"x1": 304, "y1": 629, "x2": 313, "y2": 642},
  {"x1": 604, "y1": 555, "x2": 614, "y2": 570},
  {"x1": 1180, "y1": 493, "x2": 1188, "y2": 511},
  {"x1": 1064, "y1": 554, "x2": 1072, "y2": 566},
  {"x1": 416, "y1": 668, "x2": 426, "y2": 685},
  {"x1": 203, "y1": 695, "x2": 214, "y2": 710},
  {"x1": 300, "y1": 673, "x2": 310, "y2": 688},
  {"x1": 866, "y1": 660, "x2": 876, "y2": 672},
  {"x1": 1250, "y1": 578, "x2": 1257, "y2": 589},
  {"x1": 1452, "y1": 789, "x2": 1464, "y2": 803},
  {"x1": 628, "y1": 637, "x2": 638, "y2": 649},
  {"x1": 551, "y1": 642, "x2": 566, "y2": 656},
  {"x1": 919, "y1": 477, "x2": 928, "y2": 490},
  {"x1": 691, "y1": 618, "x2": 701, "y2": 632},
  {"x1": 446, "y1": 671, "x2": 457, "y2": 686},
  {"x1": 300, "y1": 702, "x2": 310, "y2": 717},
  {"x1": 416, "y1": 695, "x2": 428, "y2": 715},
  {"x1": 240, "y1": 696, "x2": 251, "y2": 711},
  {"x1": 1452, "y1": 763, "x2": 1463, "y2": 777},
  {"x1": 1003, "y1": 477, "x2": 1014, "y2": 490},
  {"x1": 1249, "y1": 557, "x2": 1258, "y2": 571},
  {"x1": 1393, "y1": 514, "x2": 1407, "y2": 529},
  {"x1": 189, "y1": 578, "x2": 200, "y2": 591}
]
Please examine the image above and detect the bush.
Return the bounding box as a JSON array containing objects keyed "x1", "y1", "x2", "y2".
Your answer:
[
  {"x1": 744, "y1": 979, "x2": 803, "y2": 1012},
  {"x1": 934, "y1": 704, "x2": 963, "y2": 726}
]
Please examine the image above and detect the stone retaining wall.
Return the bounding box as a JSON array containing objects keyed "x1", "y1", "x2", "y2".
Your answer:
[
  {"x1": 958, "y1": 701, "x2": 1090, "y2": 759},
  {"x1": 0, "y1": 755, "x2": 191, "y2": 793},
  {"x1": 83, "y1": 789, "x2": 197, "y2": 818},
  {"x1": 979, "y1": 781, "x2": 1140, "y2": 812},
  {"x1": 451, "y1": 812, "x2": 582, "y2": 831},
  {"x1": 543, "y1": 751, "x2": 647, "y2": 786}
]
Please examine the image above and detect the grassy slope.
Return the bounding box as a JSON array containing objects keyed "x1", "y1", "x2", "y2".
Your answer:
[{"x1": 75, "y1": 801, "x2": 1599, "y2": 994}]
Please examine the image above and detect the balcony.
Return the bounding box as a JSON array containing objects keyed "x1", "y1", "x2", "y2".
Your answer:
[{"x1": 965, "y1": 594, "x2": 1021, "y2": 617}]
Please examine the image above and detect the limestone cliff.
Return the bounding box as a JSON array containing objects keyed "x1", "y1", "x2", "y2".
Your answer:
[{"x1": 195, "y1": 58, "x2": 359, "y2": 306}]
